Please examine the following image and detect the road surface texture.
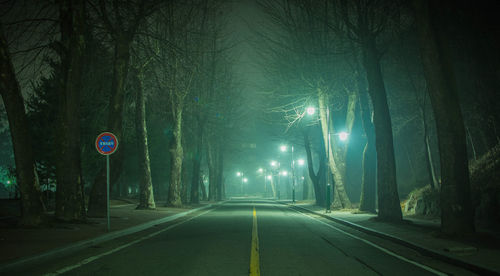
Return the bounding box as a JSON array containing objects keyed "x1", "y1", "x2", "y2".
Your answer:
[{"x1": 18, "y1": 200, "x2": 475, "y2": 276}]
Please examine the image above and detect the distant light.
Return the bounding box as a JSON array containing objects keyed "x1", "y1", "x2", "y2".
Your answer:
[
  {"x1": 281, "y1": 170, "x2": 288, "y2": 176},
  {"x1": 301, "y1": 176, "x2": 305, "y2": 180},
  {"x1": 271, "y1": 161, "x2": 277, "y2": 167},
  {"x1": 243, "y1": 178, "x2": 248, "y2": 183},
  {"x1": 6, "y1": 180, "x2": 10, "y2": 185},
  {"x1": 306, "y1": 107, "x2": 316, "y2": 115},
  {"x1": 298, "y1": 159, "x2": 305, "y2": 166},
  {"x1": 236, "y1": 172, "x2": 242, "y2": 177},
  {"x1": 258, "y1": 168, "x2": 263, "y2": 173},
  {"x1": 267, "y1": 175, "x2": 272, "y2": 180},
  {"x1": 280, "y1": 145, "x2": 287, "y2": 152},
  {"x1": 339, "y1": 132, "x2": 349, "y2": 141}
]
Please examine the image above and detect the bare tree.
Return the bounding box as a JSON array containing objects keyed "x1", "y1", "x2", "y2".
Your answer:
[
  {"x1": 0, "y1": 22, "x2": 45, "y2": 226},
  {"x1": 54, "y1": 0, "x2": 87, "y2": 221},
  {"x1": 412, "y1": 0, "x2": 474, "y2": 235}
]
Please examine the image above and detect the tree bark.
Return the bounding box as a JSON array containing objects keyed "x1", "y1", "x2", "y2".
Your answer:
[
  {"x1": 317, "y1": 89, "x2": 352, "y2": 209},
  {"x1": 190, "y1": 121, "x2": 203, "y2": 204},
  {"x1": 55, "y1": 0, "x2": 86, "y2": 221},
  {"x1": 88, "y1": 36, "x2": 131, "y2": 217},
  {"x1": 0, "y1": 23, "x2": 45, "y2": 226},
  {"x1": 134, "y1": 69, "x2": 155, "y2": 210},
  {"x1": 362, "y1": 38, "x2": 402, "y2": 221},
  {"x1": 206, "y1": 140, "x2": 216, "y2": 201},
  {"x1": 167, "y1": 107, "x2": 183, "y2": 207},
  {"x1": 358, "y1": 87, "x2": 377, "y2": 213},
  {"x1": 304, "y1": 130, "x2": 325, "y2": 207},
  {"x1": 413, "y1": 0, "x2": 474, "y2": 235}
]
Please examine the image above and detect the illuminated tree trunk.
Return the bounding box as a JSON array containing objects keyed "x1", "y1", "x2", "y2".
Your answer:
[
  {"x1": 134, "y1": 70, "x2": 155, "y2": 210},
  {"x1": 167, "y1": 107, "x2": 183, "y2": 207},
  {"x1": 304, "y1": 130, "x2": 326, "y2": 207},
  {"x1": 317, "y1": 89, "x2": 352, "y2": 209},
  {"x1": 0, "y1": 23, "x2": 45, "y2": 226},
  {"x1": 55, "y1": 0, "x2": 86, "y2": 221},
  {"x1": 413, "y1": 0, "x2": 474, "y2": 234}
]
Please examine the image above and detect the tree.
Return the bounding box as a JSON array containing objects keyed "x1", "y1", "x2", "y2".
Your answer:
[
  {"x1": 0, "y1": 22, "x2": 45, "y2": 226},
  {"x1": 412, "y1": 0, "x2": 474, "y2": 235},
  {"x1": 55, "y1": 0, "x2": 87, "y2": 221},
  {"x1": 338, "y1": 0, "x2": 402, "y2": 221},
  {"x1": 87, "y1": 0, "x2": 156, "y2": 216},
  {"x1": 131, "y1": 66, "x2": 155, "y2": 209}
]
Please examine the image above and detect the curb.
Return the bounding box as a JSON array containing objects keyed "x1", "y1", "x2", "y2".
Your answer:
[
  {"x1": 287, "y1": 204, "x2": 499, "y2": 276},
  {"x1": 0, "y1": 204, "x2": 215, "y2": 274}
]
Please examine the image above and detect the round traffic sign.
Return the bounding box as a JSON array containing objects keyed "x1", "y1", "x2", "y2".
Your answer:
[{"x1": 95, "y1": 132, "x2": 118, "y2": 155}]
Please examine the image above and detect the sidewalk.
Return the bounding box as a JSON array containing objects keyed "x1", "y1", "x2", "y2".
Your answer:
[
  {"x1": 0, "y1": 199, "x2": 213, "y2": 270},
  {"x1": 290, "y1": 202, "x2": 500, "y2": 275}
]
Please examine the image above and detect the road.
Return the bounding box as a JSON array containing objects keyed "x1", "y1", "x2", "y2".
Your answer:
[{"x1": 20, "y1": 200, "x2": 461, "y2": 276}]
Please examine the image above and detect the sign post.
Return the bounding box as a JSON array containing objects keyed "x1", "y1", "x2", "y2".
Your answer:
[{"x1": 95, "y1": 132, "x2": 118, "y2": 231}]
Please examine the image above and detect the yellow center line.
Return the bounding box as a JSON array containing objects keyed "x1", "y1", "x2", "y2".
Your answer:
[{"x1": 249, "y1": 206, "x2": 260, "y2": 276}]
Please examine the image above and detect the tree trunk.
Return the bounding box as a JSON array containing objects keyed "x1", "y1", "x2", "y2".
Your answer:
[
  {"x1": 304, "y1": 130, "x2": 325, "y2": 207},
  {"x1": 358, "y1": 87, "x2": 377, "y2": 213},
  {"x1": 167, "y1": 107, "x2": 183, "y2": 207},
  {"x1": 55, "y1": 0, "x2": 87, "y2": 221},
  {"x1": 207, "y1": 141, "x2": 217, "y2": 201},
  {"x1": 422, "y1": 108, "x2": 438, "y2": 189},
  {"x1": 413, "y1": 0, "x2": 474, "y2": 235},
  {"x1": 0, "y1": 23, "x2": 45, "y2": 226},
  {"x1": 134, "y1": 69, "x2": 155, "y2": 210},
  {"x1": 88, "y1": 36, "x2": 131, "y2": 216},
  {"x1": 181, "y1": 160, "x2": 189, "y2": 203},
  {"x1": 362, "y1": 38, "x2": 402, "y2": 221},
  {"x1": 317, "y1": 89, "x2": 352, "y2": 209},
  {"x1": 216, "y1": 144, "x2": 224, "y2": 201},
  {"x1": 190, "y1": 123, "x2": 203, "y2": 204}
]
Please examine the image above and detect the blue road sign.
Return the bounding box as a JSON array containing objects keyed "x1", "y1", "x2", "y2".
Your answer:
[{"x1": 95, "y1": 132, "x2": 118, "y2": 155}]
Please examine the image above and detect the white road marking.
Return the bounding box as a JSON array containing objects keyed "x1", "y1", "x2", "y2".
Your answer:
[
  {"x1": 291, "y1": 208, "x2": 448, "y2": 276},
  {"x1": 43, "y1": 208, "x2": 214, "y2": 276}
]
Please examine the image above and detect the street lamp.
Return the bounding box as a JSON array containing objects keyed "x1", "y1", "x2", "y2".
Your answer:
[
  {"x1": 307, "y1": 106, "x2": 316, "y2": 115},
  {"x1": 236, "y1": 172, "x2": 244, "y2": 194},
  {"x1": 338, "y1": 131, "x2": 349, "y2": 141},
  {"x1": 280, "y1": 145, "x2": 287, "y2": 152},
  {"x1": 298, "y1": 159, "x2": 305, "y2": 166}
]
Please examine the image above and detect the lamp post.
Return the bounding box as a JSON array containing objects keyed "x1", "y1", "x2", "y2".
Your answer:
[
  {"x1": 236, "y1": 171, "x2": 244, "y2": 195},
  {"x1": 271, "y1": 160, "x2": 280, "y2": 199}
]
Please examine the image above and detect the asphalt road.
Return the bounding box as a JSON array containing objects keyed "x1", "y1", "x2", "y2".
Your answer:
[{"x1": 20, "y1": 200, "x2": 458, "y2": 276}]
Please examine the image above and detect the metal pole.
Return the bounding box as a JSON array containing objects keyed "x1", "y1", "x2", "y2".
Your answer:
[
  {"x1": 326, "y1": 107, "x2": 331, "y2": 213},
  {"x1": 292, "y1": 145, "x2": 295, "y2": 203},
  {"x1": 106, "y1": 155, "x2": 110, "y2": 231},
  {"x1": 278, "y1": 162, "x2": 281, "y2": 200}
]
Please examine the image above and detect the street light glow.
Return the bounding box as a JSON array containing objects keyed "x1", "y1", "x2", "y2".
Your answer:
[
  {"x1": 243, "y1": 178, "x2": 248, "y2": 183},
  {"x1": 281, "y1": 170, "x2": 288, "y2": 176},
  {"x1": 267, "y1": 175, "x2": 272, "y2": 180},
  {"x1": 258, "y1": 168, "x2": 263, "y2": 173},
  {"x1": 306, "y1": 106, "x2": 316, "y2": 115},
  {"x1": 280, "y1": 145, "x2": 287, "y2": 152},
  {"x1": 271, "y1": 161, "x2": 277, "y2": 167},
  {"x1": 339, "y1": 132, "x2": 349, "y2": 141},
  {"x1": 298, "y1": 159, "x2": 305, "y2": 166},
  {"x1": 236, "y1": 172, "x2": 241, "y2": 176}
]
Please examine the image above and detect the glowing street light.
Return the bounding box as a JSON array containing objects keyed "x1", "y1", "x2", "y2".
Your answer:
[
  {"x1": 297, "y1": 159, "x2": 305, "y2": 166},
  {"x1": 243, "y1": 178, "x2": 248, "y2": 183},
  {"x1": 338, "y1": 131, "x2": 349, "y2": 141},
  {"x1": 281, "y1": 170, "x2": 288, "y2": 176},
  {"x1": 266, "y1": 175, "x2": 272, "y2": 180},
  {"x1": 306, "y1": 106, "x2": 316, "y2": 115},
  {"x1": 258, "y1": 168, "x2": 263, "y2": 173},
  {"x1": 236, "y1": 172, "x2": 242, "y2": 177},
  {"x1": 280, "y1": 145, "x2": 287, "y2": 152},
  {"x1": 271, "y1": 161, "x2": 277, "y2": 167}
]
